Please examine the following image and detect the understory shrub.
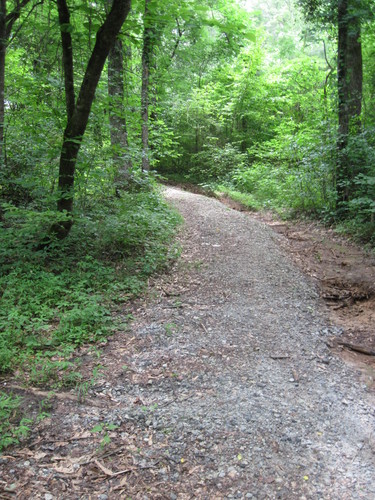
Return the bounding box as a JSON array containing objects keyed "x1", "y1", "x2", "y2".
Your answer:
[
  {"x1": 189, "y1": 143, "x2": 246, "y2": 182},
  {"x1": 0, "y1": 393, "x2": 31, "y2": 451},
  {"x1": 0, "y1": 187, "x2": 181, "y2": 378}
]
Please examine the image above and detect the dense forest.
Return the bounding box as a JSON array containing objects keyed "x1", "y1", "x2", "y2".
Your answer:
[{"x1": 0, "y1": 0, "x2": 374, "y2": 447}]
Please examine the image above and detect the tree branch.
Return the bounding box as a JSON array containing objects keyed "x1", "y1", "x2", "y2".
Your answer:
[
  {"x1": 5, "y1": 0, "x2": 31, "y2": 38},
  {"x1": 8, "y1": 0, "x2": 44, "y2": 45},
  {"x1": 170, "y1": 17, "x2": 184, "y2": 59}
]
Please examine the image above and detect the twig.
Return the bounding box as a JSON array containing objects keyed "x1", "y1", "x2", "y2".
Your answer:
[
  {"x1": 100, "y1": 446, "x2": 127, "y2": 460},
  {"x1": 200, "y1": 322, "x2": 208, "y2": 334},
  {"x1": 93, "y1": 459, "x2": 160, "y2": 478},
  {"x1": 338, "y1": 342, "x2": 375, "y2": 356}
]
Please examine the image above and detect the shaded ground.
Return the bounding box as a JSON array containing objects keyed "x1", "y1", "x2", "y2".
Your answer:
[
  {"x1": 262, "y1": 216, "x2": 375, "y2": 380},
  {"x1": 1, "y1": 187, "x2": 375, "y2": 499},
  {"x1": 217, "y1": 192, "x2": 375, "y2": 391}
]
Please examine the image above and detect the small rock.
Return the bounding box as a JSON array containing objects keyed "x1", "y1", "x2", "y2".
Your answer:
[
  {"x1": 98, "y1": 495, "x2": 108, "y2": 500},
  {"x1": 4, "y1": 484, "x2": 16, "y2": 492},
  {"x1": 44, "y1": 494, "x2": 54, "y2": 500}
]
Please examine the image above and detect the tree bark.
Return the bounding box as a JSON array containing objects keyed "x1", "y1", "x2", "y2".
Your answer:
[
  {"x1": 337, "y1": 0, "x2": 349, "y2": 146},
  {"x1": 347, "y1": 11, "x2": 362, "y2": 129},
  {"x1": 141, "y1": 0, "x2": 153, "y2": 172},
  {"x1": 56, "y1": 0, "x2": 75, "y2": 121},
  {"x1": 0, "y1": 0, "x2": 6, "y2": 164},
  {"x1": 337, "y1": 0, "x2": 362, "y2": 205},
  {"x1": 52, "y1": 0, "x2": 132, "y2": 239},
  {"x1": 108, "y1": 34, "x2": 132, "y2": 189}
]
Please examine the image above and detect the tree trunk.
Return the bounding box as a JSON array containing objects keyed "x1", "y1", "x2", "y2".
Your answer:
[
  {"x1": 0, "y1": 0, "x2": 6, "y2": 164},
  {"x1": 108, "y1": 34, "x2": 132, "y2": 189},
  {"x1": 347, "y1": 12, "x2": 362, "y2": 129},
  {"x1": 141, "y1": 0, "x2": 153, "y2": 172},
  {"x1": 337, "y1": 0, "x2": 362, "y2": 205},
  {"x1": 56, "y1": 0, "x2": 75, "y2": 121},
  {"x1": 337, "y1": 0, "x2": 349, "y2": 147},
  {"x1": 52, "y1": 0, "x2": 132, "y2": 239}
]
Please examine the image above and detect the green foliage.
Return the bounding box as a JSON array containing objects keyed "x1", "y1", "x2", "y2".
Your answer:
[
  {"x1": 0, "y1": 188, "x2": 181, "y2": 382},
  {"x1": 1, "y1": 0, "x2": 374, "y2": 252},
  {"x1": 190, "y1": 143, "x2": 246, "y2": 182},
  {"x1": 338, "y1": 129, "x2": 375, "y2": 242},
  {"x1": 0, "y1": 0, "x2": 374, "y2": 417},
  {"x1": 0, "y1": 393, "x2": 32, "y2": 451},
  {"x1": 214, "y1": 185, "x2": 261, "y2": 211},
  {"x1": 90, "y1": 421, "x2": 119, "y2": 449}
]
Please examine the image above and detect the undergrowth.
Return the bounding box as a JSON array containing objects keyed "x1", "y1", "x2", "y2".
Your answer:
[
  {"x1": 0, "y1": 185, "x2": 181, "y2": 449},
  {"x1": 213, "y1": 185, "x2": 262, "y2": 211},
  {"x1": 0, "y1": 392, "x2": 32, "y2": 451},
  {"x1": 0, "y1": 188, "x2": 180, "y2": 378}
]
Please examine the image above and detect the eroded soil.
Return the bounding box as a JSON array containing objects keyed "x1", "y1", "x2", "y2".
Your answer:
[
  {"x1": 179, "y1": 185, "x2": 375, "y2": 381},
  {"x1": 220, "y1": 195, "x2": 375, "y2": 391},
  {"x1": 1, "y1": 187, "x2": 374, "y2": 499}
]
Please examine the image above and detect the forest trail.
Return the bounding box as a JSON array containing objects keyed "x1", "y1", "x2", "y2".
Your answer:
[{"x1": 1, "y1": 187, "x2": 375, "y2": 499}]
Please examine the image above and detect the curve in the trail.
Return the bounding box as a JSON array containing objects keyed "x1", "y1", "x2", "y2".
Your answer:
[
  {"x1": 2, "y1": 187, "x2": 374, "y2": 499},
  {"x1": 126, "y1": 186, "x2": 374, "y2": 499}
]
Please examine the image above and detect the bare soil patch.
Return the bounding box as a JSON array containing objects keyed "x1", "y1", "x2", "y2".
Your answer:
[
  {"x1": 212, "y1": 191, "x2": 375, "y2": 391},
  {"x1": 251, "y1": 213, "x2": 375, "y2": 390}
]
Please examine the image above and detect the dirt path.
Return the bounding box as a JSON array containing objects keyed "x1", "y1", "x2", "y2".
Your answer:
[{"x1": 1, "y1": 187, "x2": 375, "y2": 499}]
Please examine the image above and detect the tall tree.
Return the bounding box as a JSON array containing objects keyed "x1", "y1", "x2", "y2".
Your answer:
[
  {"x1": 141, "y1": 0, "x2": 154, "y2": 172},
  {"x1": 108, "y1": 34, "x2": 132, "y2": 189},
  {"x1": 337, "y1": 0, "x2": 363, "y2": 204},
  {"x1": 52, "y1": 0, "x2": 132, "y2": 239},
  {"x1": 298, "y1": 0, "x2": 364, "y2": 205}
]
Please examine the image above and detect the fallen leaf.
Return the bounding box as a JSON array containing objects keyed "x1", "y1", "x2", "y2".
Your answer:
[
  {"x1": 53, "y1": 463, "x2": 75, "y2": 474},
  {"x1": 94, "y1": 459, "x2": 114, "y2": 476}
]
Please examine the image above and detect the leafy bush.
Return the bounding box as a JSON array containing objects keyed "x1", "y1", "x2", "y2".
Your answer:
[
  {"x1": 0, "y1": 393, "x2": 31, "y2": 451},
  {"x1": 190, "y1": 143, "x2": 246, "y2": 182},
  {"x1": 0, "y1": 187, "x2": 181, "y2": 381}
]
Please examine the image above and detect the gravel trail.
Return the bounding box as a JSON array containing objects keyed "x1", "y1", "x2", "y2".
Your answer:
[
  {"x1": 125, "y1": 187, "x2": 374, "y2": 498},
  {"x1": 2, "y1": 186, "x2": 374, "y2": 499}
]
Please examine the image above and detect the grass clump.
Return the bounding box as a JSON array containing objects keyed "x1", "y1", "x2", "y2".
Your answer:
[{"x1": 214, "y1": 185, "x2": 262, "y2": 211}]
